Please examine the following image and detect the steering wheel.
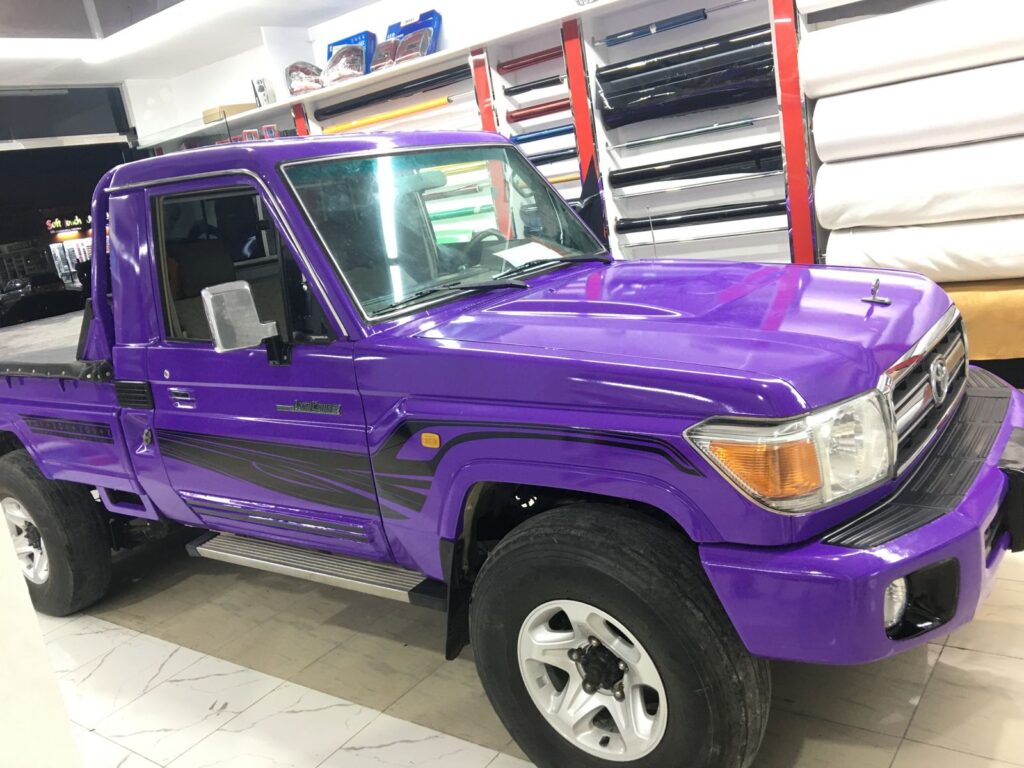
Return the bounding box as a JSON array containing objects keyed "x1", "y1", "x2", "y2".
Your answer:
[{"x1": 466, "y1": 228, "x2": 508, "y2": 265}]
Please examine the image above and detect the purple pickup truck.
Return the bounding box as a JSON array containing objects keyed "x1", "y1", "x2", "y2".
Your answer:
[{"x1": 2, "y1": 131, "x2": 1022, "y2": 768}]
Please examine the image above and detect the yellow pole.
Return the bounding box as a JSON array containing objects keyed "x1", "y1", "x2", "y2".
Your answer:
[
  {"x1": 547, "y1": 172, "x2": 581, "y2": 184},
  {"x1": 324, "y1": 96, "x2": 453, "y2": 134}
]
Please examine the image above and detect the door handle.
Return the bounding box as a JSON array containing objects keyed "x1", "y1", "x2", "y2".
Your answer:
[{"x1": 169, "y1": 388, "x2": 196, "y2": 408}]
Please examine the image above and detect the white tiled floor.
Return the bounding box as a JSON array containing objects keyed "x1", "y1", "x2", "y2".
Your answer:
[
  {"x1": 41, "y1": 547, "x2": 1024, "y2": 768},
  {"x1": 41, "y1": 613, "x2": 529, "y2": 768}
]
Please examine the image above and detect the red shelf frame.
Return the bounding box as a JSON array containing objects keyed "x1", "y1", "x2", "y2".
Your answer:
[{"x1": 771, "y1": 0, "x2": 816, "y2": 265}]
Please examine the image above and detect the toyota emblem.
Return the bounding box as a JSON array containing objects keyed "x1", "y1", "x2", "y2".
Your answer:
[{"x1": 929, "y1": 356, "x2": 950, "y2": 405}]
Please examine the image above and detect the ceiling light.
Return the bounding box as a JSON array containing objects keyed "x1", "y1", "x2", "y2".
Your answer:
[{"x1": 0, "y1": 39, "x2": 96, "y2": 60}]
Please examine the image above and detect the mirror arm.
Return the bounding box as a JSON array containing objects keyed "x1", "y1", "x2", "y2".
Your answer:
[{"x1": 265, "y1": 335, "x2": 292, "y2": 366}]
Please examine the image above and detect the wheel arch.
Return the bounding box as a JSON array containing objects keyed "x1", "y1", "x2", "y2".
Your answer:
[
  {"x1": 0, "y1": 430, "x2": 26, "y2": 459},
  {"x1": 439, "y1": 462, "x2": 714, "y2": 660},
  {"x1": 440, "y1": 460, "x2": 716, "y2": 549}
]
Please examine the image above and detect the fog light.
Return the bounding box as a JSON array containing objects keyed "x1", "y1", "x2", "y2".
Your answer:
[{"x1": 884, "y1": 577, "x2": 909, "y2": 630}]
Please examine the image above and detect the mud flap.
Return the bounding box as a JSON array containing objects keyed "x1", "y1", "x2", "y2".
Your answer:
[{"x1": 998, "y1": 427, "x2": 1024, "y2": 552}]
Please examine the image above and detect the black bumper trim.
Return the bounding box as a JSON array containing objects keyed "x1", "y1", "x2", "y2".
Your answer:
[{"x1": 823, "y1": 370, "x2": 1011, "y2": 549}]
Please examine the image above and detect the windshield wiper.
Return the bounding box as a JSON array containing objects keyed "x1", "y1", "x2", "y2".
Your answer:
[
  {"x1": 375, "y1": 277, "x2": 530, "y2": 314},
  {"x1": 497, "y1": 253, "x2": 613, "y2": 279}
]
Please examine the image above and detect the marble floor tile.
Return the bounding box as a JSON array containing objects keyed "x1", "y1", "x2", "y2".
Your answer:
[
  {"x1": 91, "y1": 586, "x2": 197, "y2": 635},
  {"x1": 34, "y1": 610, "x2": 84, "y2": 637},
  {"x1": 387, "y1": 655, "x2": 512, "y2": 750},
  {"x1": 60, "y1": 633, "x2": 204, "y2": 729},
  {"x1": 949, "y1": 579, "x2": 1024, "y2": 659},
  {"x1": 500, "y1": 740, "x2": 530, "y2": 762},
  {"x1": 365, "y1": 603, "x2": 447, "y2": 652},
  {"x1": 285, "y1": 582, "x2": 402, "y2": 631},
  {"x1": 148, "y1": 600, "x2": 267, "y2": 656},
  {"x1": 95, "y1": 655, "x2": 282, "y2": 765},
  {"x1": 771, "y1": 643, "x2": 940, "y2": 737},
  {"x1": 486, "y1": 754, "x2": 533, "y2": 768},
  {"x1": 46, "y1": 616, "x2": 139, "y2": 677},
  {"x1": 998, "y1": 551, "x2": 1024, "y2": 582},
  {"x1": 752, "y1": 711, "x2": 901, "y2": 768},
  {"x1": 215, "y1": 612, "x2": 343, "y2": 680},
  {"x1": 167, "y1": 682, "x2": 378, "y2": 768},
  {"x1": 72, "y1": 724, "x2": 160, "y2": 768},
  {"x1": 206, "y1": 572, "x2": 315, "y2": 623},
  {"x1": 291, "y1": 631, "x2": 443, "y2": 711},
  {"x1": 907, "y1": 646, "x2": 1024, "y2": 763},
  {"x1": 892, "y1": 740, "x2": 1023, "y2": 768},
  {"x1": 320, "y1": 713, "x2": 498, "y2": 768}
]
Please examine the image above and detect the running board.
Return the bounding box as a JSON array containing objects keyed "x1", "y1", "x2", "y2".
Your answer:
[{"x1": 187, "y1": 532, "x2": 446, "y2": 610}]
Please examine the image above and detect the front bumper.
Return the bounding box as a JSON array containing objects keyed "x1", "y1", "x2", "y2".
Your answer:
[{"x1": 700, "y1": 367, "x2": 1024, "y2": 665}]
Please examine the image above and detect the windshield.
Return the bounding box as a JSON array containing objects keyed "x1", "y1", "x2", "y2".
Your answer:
[{"x1": 282, "y1": 145, "x2": 605, "y2": 318}]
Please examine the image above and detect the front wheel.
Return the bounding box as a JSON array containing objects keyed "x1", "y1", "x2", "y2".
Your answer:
[{"x1": 470, "y1": 504, "x2": 770, "y2": 768}]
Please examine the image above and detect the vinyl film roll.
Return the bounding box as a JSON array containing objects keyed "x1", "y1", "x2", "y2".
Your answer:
[
  {"x1": 600, "y1": 40, "x2": 773, "y2": 97},
  {"x1": 800, "y1": 0, "x2": 1024, "y2": 98},
  {"x1": 510, "y1": 125, "x2": 574, "y2": 144},
  {"x1": 507, "y1": 97, "x2": 570, "y2": 123},
  {"x1": 504, "y1": 75, "x2": 566, "y2": 96},
  {"x1": 609, "y1": 142, "x2": 782, "y2": 188},
  {"x1": 313, "y1": 64, "x2": 471, "y2": 121},
  {"x1": 496, "y1": 46, "x2": 563, "y2": 75},
  {"x1": 815, "y1": 136, "x2": 1024, "y2": 230},
  {"x1": 527, "y1": 147, "x2": 577, "y2": 166},
  {"x1": 940, "y1": 279, "x2": 1024, "y2": 360},
  {"x1": 825, "y1": 217, "x2": 1024, "y2": 283},
  {"x1": 814, "y1": 60, "x2": 1024, "y2": 162},
  {"x1": 598, "y1": 57, "x2": 775, "y2": 130},
  {"x1": 597, "y1": 25, "x2": 770, "y2": 83},
  {"x1": 617, "y1": 200, "x2": 787, "y2": 233}
]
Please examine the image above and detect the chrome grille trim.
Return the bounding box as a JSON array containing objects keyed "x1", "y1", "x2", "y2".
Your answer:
[{"x1": 885, "y1": 308, "x2": 968, "y2": 474}]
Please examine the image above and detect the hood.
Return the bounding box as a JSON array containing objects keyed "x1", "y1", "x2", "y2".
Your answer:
[{"x1": 408, "y1": 260, "x2": 952, "y2": 416}]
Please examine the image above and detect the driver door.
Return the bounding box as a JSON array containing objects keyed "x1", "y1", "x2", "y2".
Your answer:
[{"x1": 142, "y1": 177, "x2": 390, "y2": 561}]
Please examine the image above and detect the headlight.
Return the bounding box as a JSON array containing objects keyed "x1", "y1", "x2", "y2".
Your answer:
[{"x1": 687, "y1": 391, "x2": 894, "y2": 513}]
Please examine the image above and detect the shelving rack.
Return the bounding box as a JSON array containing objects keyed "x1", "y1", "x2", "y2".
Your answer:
[{"x1": 140, "y1": 0, "x2": 817, "y2": 266}]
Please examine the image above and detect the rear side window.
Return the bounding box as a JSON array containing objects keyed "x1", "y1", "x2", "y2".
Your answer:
[{"x1": 153, "y1": 187, "x2": 334, "y2": 344}]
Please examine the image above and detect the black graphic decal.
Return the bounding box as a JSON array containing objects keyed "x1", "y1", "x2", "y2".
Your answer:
[{"x1": 156, "y1": 430, "x2": 386, "y2": 518}]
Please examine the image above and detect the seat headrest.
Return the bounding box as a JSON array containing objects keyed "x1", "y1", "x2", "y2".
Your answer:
[{"x1": 166, "y1": 240, "x2": 237, "y2": 299}]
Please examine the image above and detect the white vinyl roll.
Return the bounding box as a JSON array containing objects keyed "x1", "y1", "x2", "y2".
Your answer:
[
  {"x1": 825, "y1": 217, "x2": 1024, "y2": 283},
  {"x1": 815, "y1": 136, "x2": 1024, "y2": 230},
  {"x1": 813, "y1": 60, "x2": 1024, "y2": 162},
  {"x1": 796, "y1": 0, "x2": 860, "y2": 13},
  {"x1": 800, "y1": 0, "x2": 1024, "y2": 98}
]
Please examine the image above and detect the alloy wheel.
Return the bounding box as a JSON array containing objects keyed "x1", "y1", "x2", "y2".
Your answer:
[
  {"x1": 517, "y1": 599, "x2": 668, "y2": 761},
  {"x1": 3, "y1": 497, "x2": 49, "y2": 584}
]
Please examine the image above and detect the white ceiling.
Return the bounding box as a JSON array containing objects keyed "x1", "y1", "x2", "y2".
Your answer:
[{"x1": 0, "y1": 0, "x2": 370, "y2": 86}]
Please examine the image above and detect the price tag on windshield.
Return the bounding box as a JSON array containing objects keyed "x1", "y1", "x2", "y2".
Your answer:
[{"x1": 493, "y1": 242, "x2": 564, "y2": 267}]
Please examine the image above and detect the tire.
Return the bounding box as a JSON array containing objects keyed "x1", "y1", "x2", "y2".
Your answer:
[
  {"x1": 0, "y1": 449, "x2": 111, "y2": 615},
  {"x1": 470, "y1": 504, "x2": 770, "y2": 768}
]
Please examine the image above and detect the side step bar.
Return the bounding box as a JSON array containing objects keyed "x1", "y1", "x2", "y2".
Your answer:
[{"x1": 187, "y1": 532, "x2": 446, "y2": 610}]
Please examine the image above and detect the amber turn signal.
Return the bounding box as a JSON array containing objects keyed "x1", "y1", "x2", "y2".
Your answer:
[
  {"x1": 420, "y1": 432, "x2": 441, "y2": 449},
  {"x1": 707, "y1": 439, "x2": 822, "y2": 500}
]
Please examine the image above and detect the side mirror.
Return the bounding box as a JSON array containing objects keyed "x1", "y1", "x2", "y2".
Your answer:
[{"x1": 201, "y1": 281, "x2": 285, "y2": 362}]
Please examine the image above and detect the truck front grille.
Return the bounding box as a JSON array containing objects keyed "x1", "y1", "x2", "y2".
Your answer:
[{"x1": 890, "y1": 317, "x2": 967, "y2": 473}]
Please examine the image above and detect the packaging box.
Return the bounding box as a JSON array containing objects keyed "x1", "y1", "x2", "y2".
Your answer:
[{"x1": 202, "y1": 103, "x2": 257, "y2": 124}]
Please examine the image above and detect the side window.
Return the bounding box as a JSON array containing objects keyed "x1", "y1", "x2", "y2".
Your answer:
[{"x1": 154, "y1": 187, "x2": 334, "y2": 343}]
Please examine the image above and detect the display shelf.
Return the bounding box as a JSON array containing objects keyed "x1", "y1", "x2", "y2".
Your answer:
[{"x1": 137, "y1": 43, "x2": 476, "y2": 150}]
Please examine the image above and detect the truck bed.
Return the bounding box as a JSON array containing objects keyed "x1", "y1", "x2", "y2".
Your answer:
[
  {"x1": 0, "y1": 311, "x2": 109, "y2": 380},
  {"x1": 0, "y1": 310, "x2": 82, "y2": 364}
]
